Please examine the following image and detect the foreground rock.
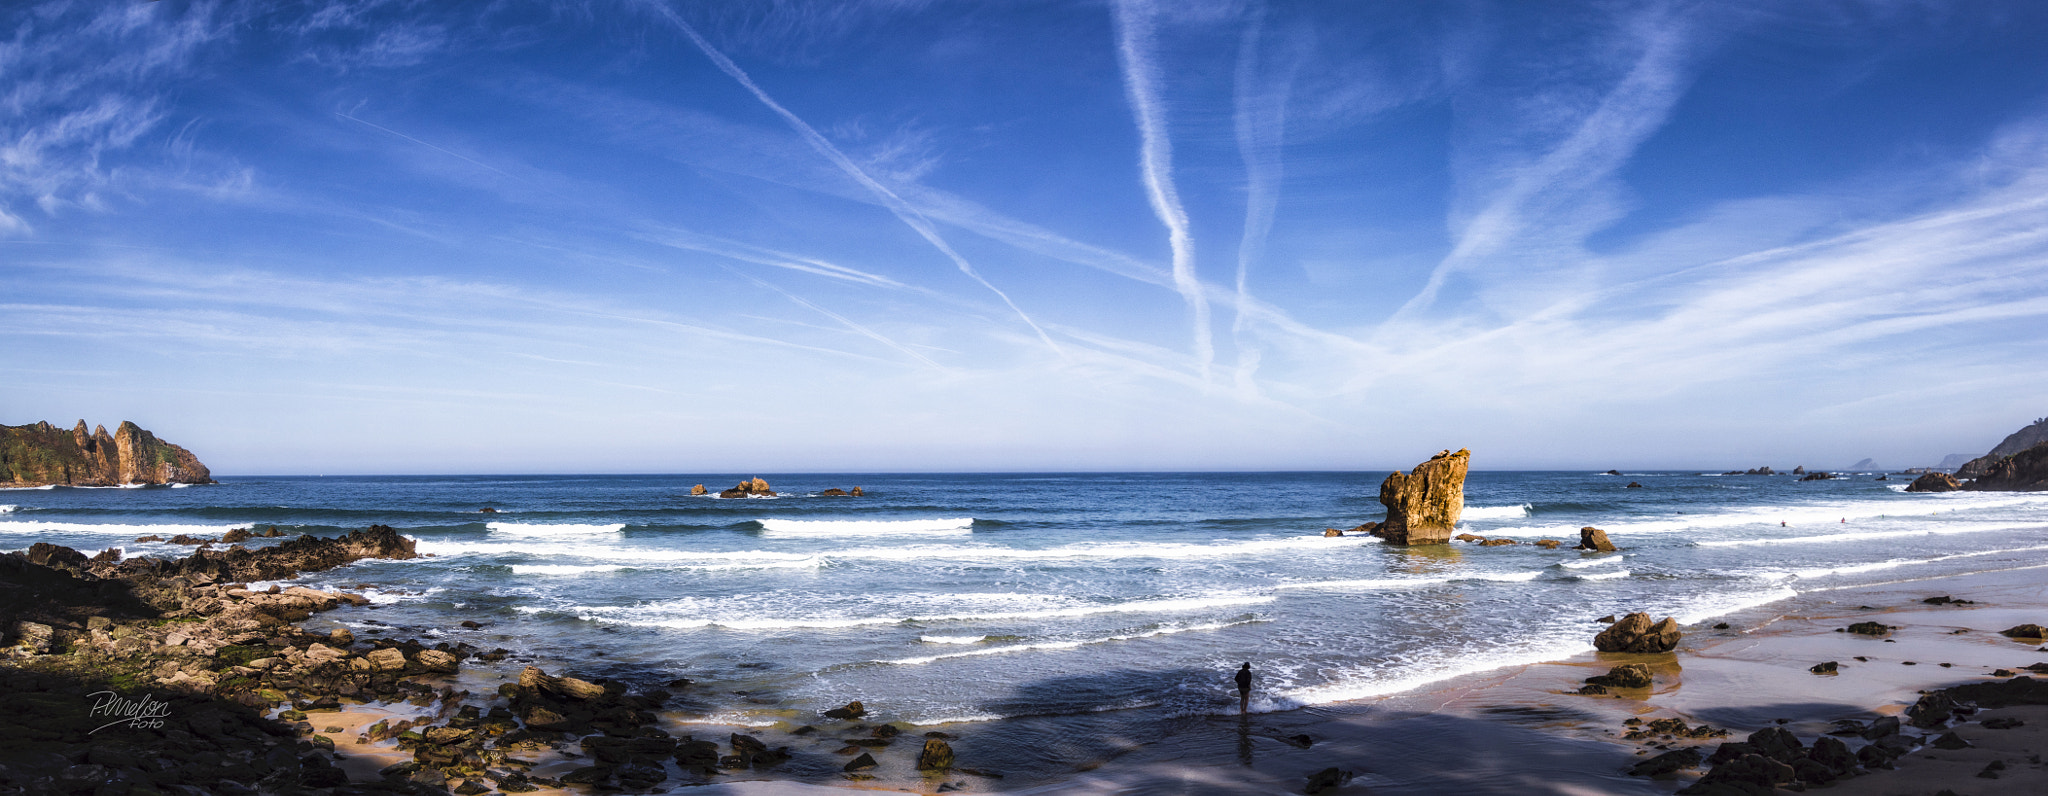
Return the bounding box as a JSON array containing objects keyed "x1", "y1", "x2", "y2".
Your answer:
[
  {"x1": 1374, "y1": 449, "x2": 1470, "y2": 545},
  {"x1": 1905, "y1": 472, "x2": 1962, "y2": 492},
  {"x1": 0, "y1": 419, "x2": 214, "y2": 487},
  {"x1": 1595, "y1": 612, "x2": 1681, "y2": 653}
]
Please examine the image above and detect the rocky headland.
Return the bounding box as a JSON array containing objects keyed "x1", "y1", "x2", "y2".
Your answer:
[
  {"x1": 1, "y1": 420, "x2": 213, "y2": 487},
  {"x1": 1, "y1": 525, "x2": 984, "y2": 794},
  {"x1": 1956, "y1": 416, "x2": 2048, "y2": 478}
]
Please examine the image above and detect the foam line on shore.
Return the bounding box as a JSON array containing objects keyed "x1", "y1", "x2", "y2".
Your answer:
[
  {"x1": 1558, "y1": 554, "x2": 1624, "y2": 569},
  {"x1": 1275, "y1": 570, "x2": 1542, "y2": 591},
  {"x1": 1572, "y1": 569, "x2": 1629, "y2": 581},
  {"x1": 486, "y1": 522, "x2": 626, "y2": 537},
  {"x1": 415, "y1": 533, "x2": 1378, "y2": 566},
  {"x1": 876, "y1": 620, "x2": 1257, "y2": 665},
  {"x1": 1481, "y1": 492, "x2": 2048, "y2": 539},
  {"x1": 1698, "y1": 522, "x2": 2036, "y2": 547},
  {"x1": 1776, "y1": 543, "x2": 2048, "y2": 581},
  {"x1": 554, "y1": 594, "x2": 1275, "y2": 631},
  {"x1": 1461, "y1": 503, "x2": 1532, "y2": 520},
  {"x1": 0, "y1": 520, "x2": 247, "y2": 537},
  {"x1": 758, "y1": 517, "x2": 974, "y2": 537}
]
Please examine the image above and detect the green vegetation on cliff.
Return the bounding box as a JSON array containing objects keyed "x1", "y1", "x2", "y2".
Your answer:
[{"x1": 0, "y1": 420, "x2": 214, "y2": 487}]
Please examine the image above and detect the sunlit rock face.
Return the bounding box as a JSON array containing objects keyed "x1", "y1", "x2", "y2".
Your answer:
[{"x1": 1376, "y1": 448, "x2": 1470, "y2": 546}]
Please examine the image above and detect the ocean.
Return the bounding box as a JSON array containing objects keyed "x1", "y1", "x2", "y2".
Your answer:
[{"x1": 6, "y1": 470, "x2": 2047, "y2": 767}]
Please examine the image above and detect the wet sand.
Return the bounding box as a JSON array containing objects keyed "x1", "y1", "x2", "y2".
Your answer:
[{"x1": 1012, "y1": 563, "x2": 2048, "y2": 794}]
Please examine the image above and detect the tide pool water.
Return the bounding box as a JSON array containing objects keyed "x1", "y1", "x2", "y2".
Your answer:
[{"x1": 6, "y1": 471, "x2": 2047, "y2": 729}]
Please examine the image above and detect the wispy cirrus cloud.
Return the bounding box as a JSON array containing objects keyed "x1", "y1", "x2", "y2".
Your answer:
[
  {"x1": 1113, "y1": 0, "x2": 1214, "y2": 381},
  {"x1": 640, "y1": 0, "x2": 1063, "y2": 356},
  {"x1": 1391, "y1": 2, "x2": 1702, "y2": 324}
]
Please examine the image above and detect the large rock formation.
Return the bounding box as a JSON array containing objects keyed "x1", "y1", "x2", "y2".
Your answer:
[
  {"x1": 1375, "y1": 449, "x2": 1469, "y2": 546},
  {"x1": 1961, "y1": 441, "x2": 2048, "y2": 492},
  {"x1": 1957, "y1": 416, "x2": 2048, "y2": 478},
  {"x1": 1904, "y1": 472, "x2": 1961, "y2": 492},
  {"x1": 1, "y1": 420, "x2": 213, "y2": 487}
]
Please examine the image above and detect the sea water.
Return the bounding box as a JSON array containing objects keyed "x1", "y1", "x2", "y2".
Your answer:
[{"x1": 6, "y1": 471, "x2": 2047, "y2": 731}]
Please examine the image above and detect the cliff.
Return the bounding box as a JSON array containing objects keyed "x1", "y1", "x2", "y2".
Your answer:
[
  {"x1": 1957, "y1": 416, "x2": 2048, "y2": 478},
  {"x1": 1376, "y1": 448, "x2": 1470, "y2": 545},
  {"x1": 0, "y1": 420, "x2": 214, "y2": 487},
  {"x1": 1961, "y1": 441, "x2": 2048, "y2": 492}
]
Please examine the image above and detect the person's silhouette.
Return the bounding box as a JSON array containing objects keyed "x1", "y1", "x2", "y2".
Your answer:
[{"x1": 1235, "y1": 662, "x2": 1253, "y2": 714}]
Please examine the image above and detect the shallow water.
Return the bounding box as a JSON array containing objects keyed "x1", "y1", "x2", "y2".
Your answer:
[{"x1": 7, "y1": 471, "x2": 2046, "y2": 735}]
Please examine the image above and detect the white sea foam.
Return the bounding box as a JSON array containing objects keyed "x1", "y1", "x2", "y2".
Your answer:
[
  {"x1": 0, "y1": 485, "x2": 56, "y2": 490},
  {"x1": 417, "y1": 533, "x2": 1377, "y2": 567},
  {"x1": 567, "y1": 594, "x2": 1274, "y2": 631},
  {"x1": 879, "y1": 621, "x2": 1256, "y2": 666},
  {"x1": 0, "y1": 505, "x2": 14, "y2": 513},
  {"x1": 1775, "y1": 544, "x2": 2048, "y2": 581},
  {"x1": 758, "y1": 517, "x2": 974, "y2": 538},
  {"x1": 1558, "y1": 554, "x2": 1624, "y2": 569},
  {"x1": 672, "y1": 714, "x2": 782, "y2": 728},
  {"x1": 1461, "y1": 503, "x2": 1532, "y2": 520},
  {"x1": 487, "y1": 522, "x2": 625, "y2": 537},
  {"x1": 1574, "y1": 570, "x2": 1630, "y2": 581},
  {"x1": 1668, "y1": 586, "x2": 1799, "y2": 625},
  {"x1": 1481, "y1": 492, "x2": 2048, "y2": 539},
  {"x1": 1271, "y1": 636, "x2": 1593, "y2": 710},
  {"x1": 919, "y1": 635, "x2": 987, "y2": 644},
  {"x1": 0, "y1": 520, "x2": 243, "y2": 537},
  {"x1": 1698, "y1": 523, "x2": 2033, "y2": 547},
  {"x1": 1275, "y1": 570, "x2": 1542, "y2": 591},
  {"x1": 512, "y1": 564, "x2": 627, "y2": 575}
]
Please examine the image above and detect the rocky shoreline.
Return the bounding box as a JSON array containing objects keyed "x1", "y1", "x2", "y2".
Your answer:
[{"x1": 0, "y1": 527, "x2": 986, "y2": 796}]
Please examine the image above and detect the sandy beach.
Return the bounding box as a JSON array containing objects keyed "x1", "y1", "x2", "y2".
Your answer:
[{"x1": 961, "y1": 563, "x2": 2048, "y2": 794}]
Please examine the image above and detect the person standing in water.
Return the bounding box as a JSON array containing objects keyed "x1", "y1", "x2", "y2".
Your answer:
[{"x1": 1235, "y1": 662, "x2": 1253, "y2": 714}]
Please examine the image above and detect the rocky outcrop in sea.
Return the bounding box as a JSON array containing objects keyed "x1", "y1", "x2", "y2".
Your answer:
[
  {"x1": 1, "y1": 420, "x2": 213, "y2": 487},
  {"x1": 1373, "y1": 449, "x2": 1469, "y2": 545}
]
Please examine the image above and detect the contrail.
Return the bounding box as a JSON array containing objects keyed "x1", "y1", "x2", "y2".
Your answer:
[
  {"x1": 644, "y1": 2, "x2": 1060, "y2": 356},
  {"x1": 336, "y1": 112, "x2": 523, "y2": 182},
  {"x1": 730, "y1": 269, "x2": 947, "y2": 370},
  {"x1": 1230, "y1": 12, "x2": 1290, "y2": 394},
  {"x1": 1114, "y1": 0, "x2": 1214, "y2": 381}
]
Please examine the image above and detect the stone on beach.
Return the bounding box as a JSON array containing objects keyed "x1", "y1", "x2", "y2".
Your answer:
[
  {"x1": 1594, "y1": 612, "x2": 1681, "y2": 653},
  {"x1": 825, "y1": 700, "x2": 866, "y2": 719},
  {"x1": 1374, "y1": 448, "x2": 1469, "y2": 545},
  {"x1": 1585, "y1": 663, "x2": 1653, "y2": 688},
  {"x1": 2000, "y1": 624, "x2": 2048, "y2": 639},
  {"x1": 1576, "y1": 526, "x2": 1618, "y2": 552},
  {"x1": 917, "y1": 738, "x2": 955, "y2": 770}
]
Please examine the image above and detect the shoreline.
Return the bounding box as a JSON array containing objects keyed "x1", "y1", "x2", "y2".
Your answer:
[
  {"x1": 1023, "y1": 563, "x2": 2048, "y2": 794},
  {"x1": 9, "y1": 533, "x2": 2048, "y2": 794}
]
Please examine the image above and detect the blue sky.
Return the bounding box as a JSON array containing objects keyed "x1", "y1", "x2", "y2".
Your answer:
[{"x1": 4, "y1": 0, "x2": 2047, "y2": 474}]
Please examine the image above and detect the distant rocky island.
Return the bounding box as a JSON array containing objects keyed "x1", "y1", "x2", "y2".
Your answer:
[{"x1": 0, "y1": 420, "x2": 213, "y2": 487}]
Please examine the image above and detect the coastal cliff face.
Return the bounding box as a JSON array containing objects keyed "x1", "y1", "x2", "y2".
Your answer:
[
  {"x1": 1376, "y1": 448, "x2": 1470, "y2": 545},
  {"x1": 1957, "y1": 416, "x2": 2048, "y2": 478},
  {"x1": 0, "y1": 420, "x2": 214, "y2": 487},
  {"x1": 1961, "y1": 441, "x2": 2048, "y2": 492}
]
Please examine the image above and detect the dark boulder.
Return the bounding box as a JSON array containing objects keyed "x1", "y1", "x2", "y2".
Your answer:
[
  {"x1": 1905, "y1": 472, "x2": 1961, "y2": 492},
  {"x1": 824, "y1": 700, "x2": 866, "y2": 720},
  {"x1": 1628, "y1": 747, "x2": 1701, "y2": 778},
  {"x1": 2000, "y1": 624, "x2": 2048, "y2": 639},
  {"x1": 1584, "y1": 663, "x2": 1653, "y2": 689},
  {"x1": 1304, "y1": 767, "x2": 1354, "y2": 794},
  {"x1": 1595, "y1": 613, "x2": 1681, "y2": 653},
  {"x1": 1626, "y1": 481, "x2": 1643, "y2": 488},
  {"x1": 917, "y1": 738, "x2": 954, "y2": 771}
]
